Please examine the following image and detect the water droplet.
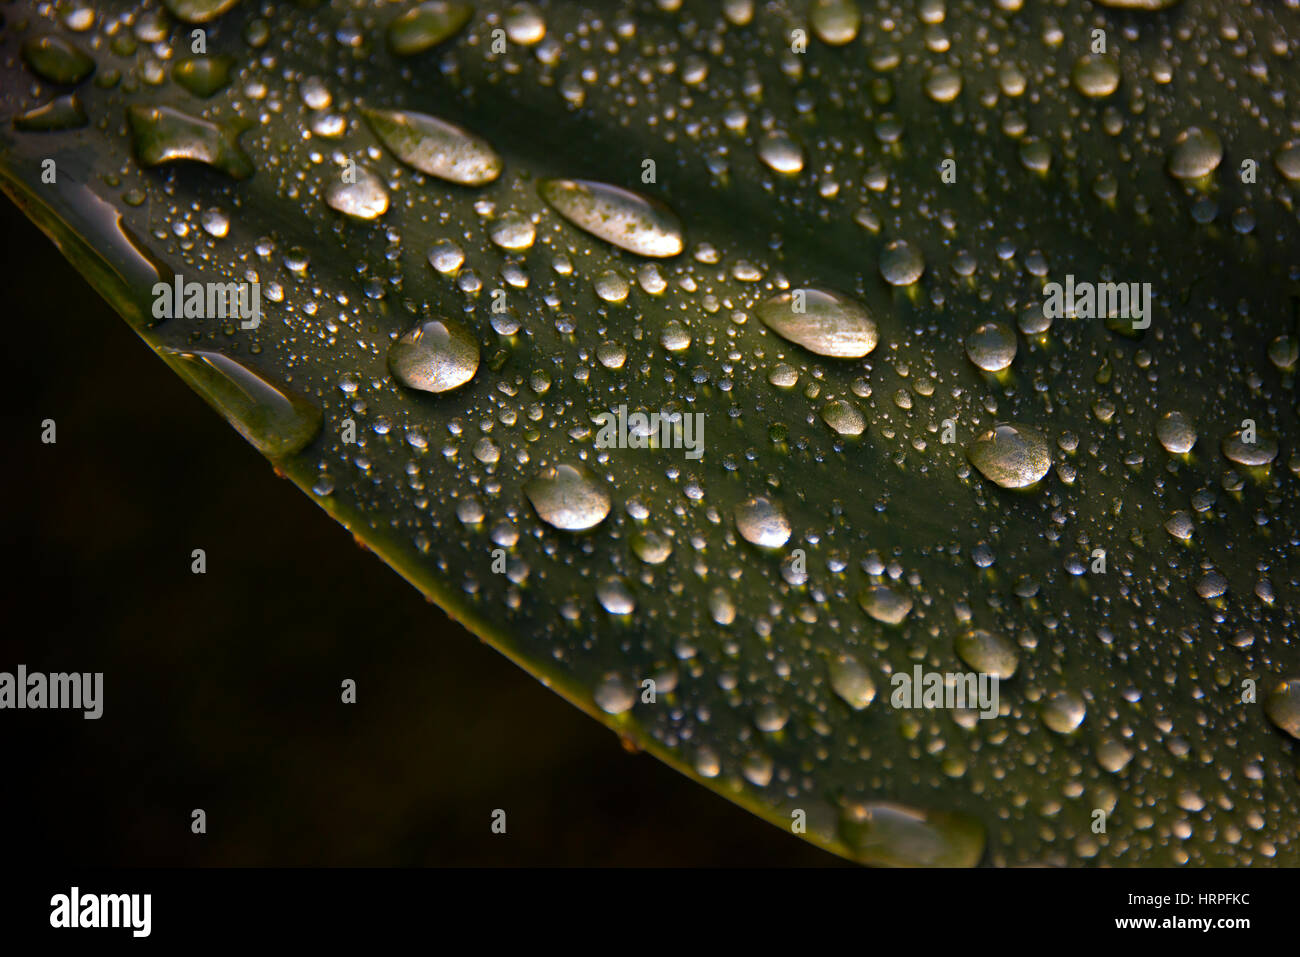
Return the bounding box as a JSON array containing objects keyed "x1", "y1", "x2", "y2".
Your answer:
[
  {"x1": 1096, "y1": 739, "x2": 1133, "y2": 773},
  {"x1": 593, "y1": 672, "x2": 635, "y2": 715},
  {"x1": 1196, "y1": 571, "x2": 1228, "y2": 600},
  {"x1": 756, "y1": 287, "x2": 878, "y2": 359},
  {"x1": 630, "y1": 529, "x2": 672, "y2": 564},
  {"x1": 754, "y1": 702, "x2": 790, "y2": 733},
  {"x1": 362, "y1": 107, "x2": 502, "y2": 186},
  {"x1": 388, "y1": 2, "x2": 474, "y2": 56},
  {"x1": 757, "y1": 132, "x2": 805, "y2": 174},
  {"x1": 820, "y1": 400, "x2": 867, "y2": 437},
  {"x1": 1071, "y1": 55, "x2": 1120, "y2": 98},
  {"x1": 22, "y1": 33, "x2": 94, "y2": 84},
  {"x1": 828, "y1": 654, "x2": 876, "y2": 710},
  {"x1": 1263, "y1": 679, "x2": 1300, "y2": 741},
  {"x1": 1221, "y1": 429, "x2": 1278, "y2": 466},
  {"x1": 923, "y1": 65, "x2": 963, "y2": 103},
  {"x1": 1275, "y1": 141, "x2": 1300, "y2": 182},
  {"x1": 162, "y1": 0, "x2": 241, "y2": 24},
  {"x1": 504, "y1": 3, "x2": 547, "y2": 44},
  {"x1": 596, "y1": 576, "x2": 636, "y2": 615},
  {"x1": 809, "y1": 0, "x2": 861, "y2": 45},
  {"x1": 594, "y1": 270, "x2": 629, "y2": 303},
  {"x1": 1167, "y1": 127, "x2": 1223, "y2": 179},
  {"x1": 387, "y1": 317, "x2": 480, "y2": 394},
  {"x1": 857, "y1": 585, "x2": 913, "y2": 625},
  {"x1": 525, "y1": 464, "x2": 611, "y2": 531},
  {"x1": 538, "y1": 179, "x2": 683, "y2": 257},
  {"x1": 1041, "y1": 690, "x2": 1086, "y2": 734},
  {"x1": 954, "y1": 629, "x2": 1018, "y2": 679},
  {"x1": 127, "y1": 104, "x2": 253, "y2": 179},
  {"x1": 966, "y1": 423, "x2": 1052, "y2": 489},
  {"x1": 169, "y1": 351, "x2": 322, "y2": 458},
  {"x1": 879, "y1": 240, "x2": 925, "y2": 285},
  {"x1": 173, "y1": 55, "x2": 235, "y2": 98},
  {"x1": 13, "y1": 95, "x2": 87, "y2": 132},
  {"x1": 428, "y1": 239, "x2": 465, "y2": 274},
  {"x1": 964, "y1": 322, "x2": 1017, "y2": 372},
  {"x1": 839, "y1": 802, "x2": 985, "y2": 867},
  {"x1": 1156, "y1": 411, "x2": 1197, "y2": 454},
  {"x1": 325, "y1": 167, "x2": 389, "y2": 220},
  {"x1": 734, "y1": 496, "x2": 791, "y2": 548},
  {"x1": 1165, "y1": 510, "x2": 1194, "y2": 541},
  {"x1": 489, "y1": 211, "x2": 536, "y2": 250}
]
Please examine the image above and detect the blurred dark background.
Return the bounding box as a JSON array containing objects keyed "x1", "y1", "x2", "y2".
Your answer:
[{"x1": 0, "y1": 199, "x2": 840, "y2": 866}]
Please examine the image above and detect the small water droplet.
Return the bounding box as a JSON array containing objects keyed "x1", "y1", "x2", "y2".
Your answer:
[
  {"x1": 757, "y1": 132, "x2": 805, "y2": 174},
  {"x1": 596, "y1": 576, "x2": 636, "y2": 615},
  {"x1": 1263, "y1": 679, "x2": 1300, "y2": 741},
  {"x1": 839, "y1": 801, "x2": 985, "y2": 867},
  {"x1": 820, "y1": 400, "x2": 867, "y2": 437},
  {"x1": 809, "y1": 0, "x2": 861, "y2": 45},
  {"x1": 1071, "y1": 55, "x2": 1120, "y2": 98},
  {"x1": 593, "y1": 672, "x2": 635, "y2": 715}
]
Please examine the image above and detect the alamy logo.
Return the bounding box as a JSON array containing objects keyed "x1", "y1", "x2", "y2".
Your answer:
[
  {"x1": 594, "y1": 405, "x2": 705, "y2": 460},
  {"x1": 0, "y1": 666, "x2": 102, "y2": 719},
  {"x1": 50, "y1": 887, "x2": 150, "y2": 938},
  {"x1": 152, "y1": 272, "x2": 261, "y2": 328},
  {"x1": 1043, "y1": 274, "x2": 1152, "y2": 329},
  {"x1": 890, "y1": 665, "x2": 1000, "y2": 720}
]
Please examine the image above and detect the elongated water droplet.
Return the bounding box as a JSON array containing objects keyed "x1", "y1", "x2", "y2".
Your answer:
[
  {"x1": 733, "y1": 496, "x2": 791, "y2": 548},
  {"x1": 954, "y1": 629, "x2": 1018, "y2": 679},
  {"x1": 163, "y1": 0, "x2": 241, "y2": 24},
  {"x1": 821, "y1": 400, "x2": 867, "y2": 437},
  {"x1": 966, "y1": 422, "x2": 1052, "y2": 489},
  {"x1": 325, "y1": 167, "x2": 389, "y2": 220},
  {"x1": 858, "y1": 585, "x2": 913, "y2": 625},
  {"x1": 22, "y1": 34, "x2": 94, "y2": 84},
  {"x1": 828, "y1": 654, "x2": 875, "y2": 710},
  {"x1": 539, "y1": 179, "x2": 683, "y2": 257},
  {"x1": 13, "y1": 95, "x2": 87, "y2": 132},
  {"x1": 388, "y1": 317, "x2": 479, "y2": 394},
  {"x1": 1221, "y1": 429, "x2": 1277, "y2": 466},
  {"x1": 1263, "y1": 679, "x2": 1300, "y2": 740},
  {"x1": 362, "y1": 107, "x2": 502, "y2": 186},
  {"x1": 169, "y1": 351, "x2": 322, "y2": 458},
  {"x1": 756, "y1": 287, "x2": 877, "y2": 359},
  {"x1": 127, "y1": 105, "x2": 253, "y2": 179},
  {"x1": 965, "y1": 322, "x2": 1016, "y2": 372},
  {"x1": 388, "y1": 2, "x2": 473, "y2": 56},
  {"x1": 1156, "y1": 411, "x2": 1197, "y2": 454},
  {"x1": 839, "y1": 802, "x2": 985, "y2": 867},
  {"x1": 1167, "y1": 127, "x2": 1223, "y2": 179},
  {"x1": 525, "y1": 464, "x2": 611, "y2": 531},
  {"x1": 173, "y1": 56, "x2": 235, "y2": 98}
]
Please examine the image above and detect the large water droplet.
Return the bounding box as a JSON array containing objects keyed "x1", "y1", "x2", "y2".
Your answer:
[
  {"x1": 857, "y1": 585, "x2": 913, "y2": 625},
  {"x1": 1221, "y1": 428, "x2": 1278, "y2": 466},
  {"x1": 1167, "y1": 127, "x2": 1223, "y2": 179},
  {"x1": 1071, "y1": 55, "x2": 1120, "y2": 98},
  {"x1": 127, "y1": 105, "x2": 253, "y2": 180},
  {"x1": 809, "y1": 0, "x2": 861, "y2": 45},
  {"x1": 325, "y1": 167, "x2": 389, "y2": 220},
  {"x1": 756, "y1": 132, "x2": 805, "y2": 174},
  {"x1": 756, "y1": 287, "x2": 878, "y2": 359},
  {"x1": 173, "y1": 55, "x2": 235, "y2": 98},
  {"x1": 21, "y1": 34, "x2": 94, "y2": 84},
  {"x1": 821, "y1": 400, "x2": 867, "y2": 436},
  {"x1": 828, "y1": 654, "x2": 875, "y2": 710},
  {"x1": 362, "y1": 107, "x2": 502, "y2": 186},
  {"x1": 14, "y1": 95, "x2": 87, "y2": 132},
  {"x1": 387, "y1": 2, "x2": 474, "y2": 56},
  {"x1": 734, "y1": 496, "x2": 792, "y2": 548},
  {"x1": 1276, "y1": 141, "x2": 1300, "y2": 182},
  {"x1": 966, "y1": 423, "x2": 1052, "y2": 489},
  {"x1": 525, "y1": 464, "x2": 611, "y2": 531},
  {"x1": 839, "y1": 802, "x2": 985, "y2": 867},
  {"x1": 387, "y1": 317, "x2": 480, "y2": 393},
  {"x1": 954, "y1": 629, "x2": 1018, "y2": 679},
  {"x1": 1156, "y1": 411, "x2": 1197, "y2": 454},
  {"x1": 593, "y1": 672, "x2": 635, "y2": 715},
  {"x1": 169, "y1": 351, "x2": 322, "y2": 458},
  {"x1": 163, "y1": 0, "x2": 241, "y2": 24},
  {"x1": 1041, "y1": 690, "x2": 1086, "y2": 734},
  {"x1": 879, "y1": 240, "x2": 925, "y2": 285},
  {"x1": 538, "y1": 179, "x2": 683, "y2": 257},
  {"x1": 964, "y1": 322, "x2": 1017, "y2": 372},
  {"x1": 1263, "y1": 679, "x2": 1300, "y2": 741}
]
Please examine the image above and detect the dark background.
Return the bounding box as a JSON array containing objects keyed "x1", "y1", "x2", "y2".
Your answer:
[{"x1": 0, "y1": 200, "x2": 840, "y2": 866}]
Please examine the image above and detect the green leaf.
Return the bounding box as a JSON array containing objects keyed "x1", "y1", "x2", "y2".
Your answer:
[{"x1": 2, "y1": 0, "x2": 1297, "y2": 866}]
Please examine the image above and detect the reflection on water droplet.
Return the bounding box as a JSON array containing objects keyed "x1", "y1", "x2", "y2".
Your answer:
[
  {"x1": 525, "y1": 464, "x2": 611, "y2": 531},
  {"x1": 1221, "y1": 429, "x2": 1277, "y2": 466},
  {"x1": 388, "y1": 1, "x2": 474, "y2": 56},
  {"x1": 362, "y1": 107, "x2": 502, "y2": 186},
  {"x1": 756, "y1": 287, "x2": 877, "y2": 359},
  {"x1": 169, "y1": 351, "x2": 322, "y2": 458},
  {"x1": 839, "y1": 801, "x2": 985, "y2": 867},
  {"x1": 22, "y1": 33, "x2": 95, "y2": 84},
  {"x1": 127, "y1": 104, "x2": 253, "y2": 180},
  {"x1": 858, "y1": 585, "x2": 913, "y2": 624},
  {"x1": 966, "y1": 422, "x2": 1052, "y2": 489},
  {"x1": 1167, "y1": 127, "x2": 1223, "y2": 179},
  {"x1": 828, "y1": 654, "x2": 875, "y2": 710},
  {"x1": 1156, "y1": 411, "x2": 1197, "y2": 454},
  {"x1": 954, "y1": 629, "x2": 1017, "y2": 679},
  {"x1": 539, "y1": 179, "x2": 683, "y2": 257},
  {"x1": 326, "y1": 167, "x2": 389, "y2": 220},
  {"x1": 879, "y1": 240, "x2": 925, "y2": 285},
  {"x1": 1041, "y1": 690, "x2": 1086, "y2": 734},
  {"x1": 1263, "y1": 679, "x2": 1300, "y2": 741},
  {"x1": 388, "y1": 317, "x2": 479, "y2": 393},
  {"x1": 734, "y1": 496, "x2": 791, "y2": 548},
  {"x1": 593, "y1": 672, "x2": 635, "y2": 714},
  {"x1": 965, "y1": 322, "x2": 1016, "y2": 372}
]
